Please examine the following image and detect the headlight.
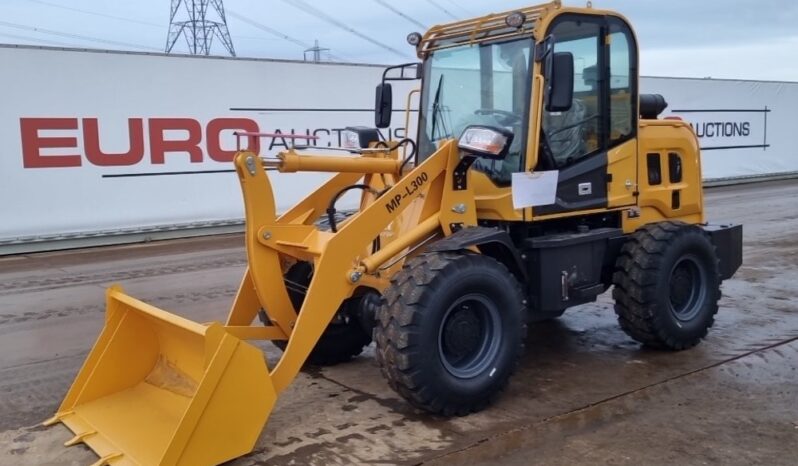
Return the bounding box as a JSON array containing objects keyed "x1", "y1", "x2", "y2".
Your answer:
[
  {"x1": 342, "y1": 130, "x2": 361, "y2": 149},
  {"x1": 342, "y1": 126, "x2": 381, "y2": 149},
  {"x1": 458, "y1": 126, "x2": 514, "y2": 159}
]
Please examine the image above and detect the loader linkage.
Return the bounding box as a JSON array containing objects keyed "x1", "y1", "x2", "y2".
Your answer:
[{"x1": 46, "y1": 140, "x2": 473, "y2": 465}]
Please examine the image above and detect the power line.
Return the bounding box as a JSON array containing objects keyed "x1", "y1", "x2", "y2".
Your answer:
[
  {"x1": 227, "y1": 10, "x2": 310, "y2": 50},
  {"x1": 26, "y1": 0, "x2": 164, "y2": 28},
  {"x1": 439, "y1": 0, "x2": 474, "y2": 16},
  {"x1": 373, "y1": 0, "x2": 427, "y2": 30},
  {"x1": 234, "y1": 36, "x2": 282, "y2": 41},
  {"x1": 0, "y1": 31, "x2": 76, "y2": 48},
  {"x1": 27, "y1": 0, "x2": 272, "y2": 42},
  {"x1": 227, "y1": 10, "x2": 348, "y2": 61},
  {"x1": 280, "y1": 0, "x2": 411, "y2": 60},
  {"x1": 426, "y1": 0, "x2": 459, "y2": 20},
  {"x1": 0, "y1": 20, "x2": 160, "y2": 51}
]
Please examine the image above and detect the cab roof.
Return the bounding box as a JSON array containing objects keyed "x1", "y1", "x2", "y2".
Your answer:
[{"x1": 416, "y1": 1, "x2": 624, "y2": 58}]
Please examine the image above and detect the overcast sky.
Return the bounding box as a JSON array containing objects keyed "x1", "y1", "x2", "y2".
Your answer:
[{"x1": 1, "y1": 0, "x2": 796, "y2": 81}]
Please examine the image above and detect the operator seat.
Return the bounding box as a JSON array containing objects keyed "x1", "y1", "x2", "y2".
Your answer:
[{"x1": 542, "y1": 98, "x2": 588, "y2": 167}]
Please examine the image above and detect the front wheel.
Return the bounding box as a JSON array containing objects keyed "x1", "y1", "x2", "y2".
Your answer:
[
  {"x1": 374, "y1": 252, "x2": 526, "y2": 416},
  {"x1": 612, "y1": 222, "x2": 721, "y2": 350},
  {"x1": 272, "y1": 261, "x2": 372, "y2": 366}
]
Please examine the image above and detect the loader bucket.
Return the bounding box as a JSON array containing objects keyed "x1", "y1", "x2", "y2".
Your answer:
[{"x1": 45, "y1": 285, "x2": 276, "y2": 466}]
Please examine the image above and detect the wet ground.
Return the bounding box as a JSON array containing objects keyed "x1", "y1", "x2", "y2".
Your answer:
[{"x1": 0, "y1": 180, "x2": 796, "y2": 465}]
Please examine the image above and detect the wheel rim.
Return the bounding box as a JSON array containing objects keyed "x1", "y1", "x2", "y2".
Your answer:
[
  {"x1": 668, "y1": 254, "x2": 707, "y2": 322},
  {"x1": 438, "y1": 293, "x2": 502, "y2": 379}
]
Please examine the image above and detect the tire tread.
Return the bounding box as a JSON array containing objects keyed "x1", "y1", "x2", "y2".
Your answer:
[
  {"x1": 612, "y1": 221, "x2": 721, "y2": 350},
  {"x1": 374, "y1": 252, "x2": 527, "y2": 416}
]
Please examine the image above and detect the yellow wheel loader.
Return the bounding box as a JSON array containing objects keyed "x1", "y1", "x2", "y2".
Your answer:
[{"x1": 45, "y1": 2, "x2": 743, "y2": 464}]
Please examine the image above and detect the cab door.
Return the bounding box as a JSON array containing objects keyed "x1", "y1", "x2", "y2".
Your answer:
[
  {"x1": 605, "y1": 18, "x2": 638, "y2": 208},
  {"x1": 533, "y1": 14, "x2": 638, "y2": 217}
]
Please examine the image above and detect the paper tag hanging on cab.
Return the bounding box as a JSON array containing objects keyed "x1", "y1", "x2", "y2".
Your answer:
[{"x1": 511, "y1": 171, "x2": 559, "y2": 209}]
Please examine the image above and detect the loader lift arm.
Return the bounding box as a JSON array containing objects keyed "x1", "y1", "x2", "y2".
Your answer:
[{"x1": 227, "y1": 140, "x2": 475, "y2": 393}]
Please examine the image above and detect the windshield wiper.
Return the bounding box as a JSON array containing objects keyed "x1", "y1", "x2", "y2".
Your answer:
[{"x1": 429, "y1": 74, "x2": 445, "y2": 141}]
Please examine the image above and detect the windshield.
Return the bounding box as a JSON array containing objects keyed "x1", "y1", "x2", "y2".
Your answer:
[{"x1": 417, "y1": 37, "x2": 533, "y2": 186}]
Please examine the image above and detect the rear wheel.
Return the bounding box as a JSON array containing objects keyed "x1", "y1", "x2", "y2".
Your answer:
[
  {"x1": 612, "y1": 221, "x2": 721, "y2": 350},
  {"x1": 271, "y1": 261, "x2": 372, "y2": 366},
  {"x1": 374, "y1": 252, "x2": 526, "y2": 416}
]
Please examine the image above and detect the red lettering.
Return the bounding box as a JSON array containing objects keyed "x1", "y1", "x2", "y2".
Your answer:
[
  {"x1": 83, "y1": 118, "x2": 144, "y2": 166},
  {"x1": 148, "y1": 118, "x2": 202, "y2": 164},
  {"x1": 206, "y1": 118, "x2": 260, "y2": 162},
  {"x1": 21, "y1": 118, "x2": 81, "y2": 168}
]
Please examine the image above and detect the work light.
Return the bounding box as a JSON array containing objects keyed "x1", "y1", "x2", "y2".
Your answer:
[
  {"x1": 407, "y1": 32, "x2": 422, "y2": 46},
  {"x1": 505, "y1": 12, "x2": 526, "y2": 28},
  {"x1": 342, "y1": 126, "x2": 380, "y2": 149}
]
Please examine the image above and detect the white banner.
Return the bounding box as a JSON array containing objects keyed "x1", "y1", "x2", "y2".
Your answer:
[
  {"x1": 643, "y1": 77, "x2": 795, "y2": 179},
  {"x1": 0, "y1": 46, "x2": 416, "y2": 244},
  {"x1": 1, "y1": 46, "x2": 796, "y2": 246}
]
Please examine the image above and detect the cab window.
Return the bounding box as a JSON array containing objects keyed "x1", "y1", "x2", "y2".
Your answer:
[
  {"x1": 541, "y1": 16, "x2": 637, "y2": 169},
  {"x1": 418, "y1": 38, "x2": 533, "y2": 186},
  {"x1": 542, "y1": 19, "x2": 602, "y2": 168},
  {"x1": 609, "y1": 19, "x2": 635, "y2": 146}
]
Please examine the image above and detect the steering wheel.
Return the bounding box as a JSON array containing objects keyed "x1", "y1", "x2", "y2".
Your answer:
[
  {"x1": 474, "y1": 108, "x2": 522, "y2": 125},
  {"x1": 546, "y1": 114, "x2": 600, "y2": 138}
]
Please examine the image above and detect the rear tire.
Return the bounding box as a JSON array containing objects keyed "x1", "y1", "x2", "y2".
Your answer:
[
  {"x1": 272, "y1": 261, "x2": 372, "y2": 366},
  {"x1": 374, "y1": 252, "x2": 526, "y2": 416},
  {"x1": 612, "y1": 221, "x2": 721, "y2": 350}
]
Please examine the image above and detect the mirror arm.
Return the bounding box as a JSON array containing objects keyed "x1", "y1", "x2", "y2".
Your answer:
[{"x1": 534, "y1": 34, "x2": 555, "y2": 63}]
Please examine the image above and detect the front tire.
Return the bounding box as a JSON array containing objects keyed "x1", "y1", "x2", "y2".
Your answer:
[
  {"x1": 272, "y1": 261, "x2": 372, "y2": 366},
  {"x1": 374, "y1": 252, "x2": 526, "y2": 416},
  {"x1": 612, "y1": 221, "x2": 721, "y2": 350}
]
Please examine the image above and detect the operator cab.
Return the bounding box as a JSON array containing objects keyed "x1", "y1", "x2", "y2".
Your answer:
[
  {"x1": 407, "y1": 8, "x2": 639, "y2": 218},
  {"x1": 373, "y1": 6, "x2": 642, "y2": 219}
]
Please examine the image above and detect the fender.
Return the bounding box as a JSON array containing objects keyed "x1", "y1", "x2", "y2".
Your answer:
[{"x1": 427, "y1": 226, "x2": 526, "y2": 281}]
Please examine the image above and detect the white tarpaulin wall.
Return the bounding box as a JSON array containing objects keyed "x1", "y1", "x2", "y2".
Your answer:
[
  {"x1": 1, "y1": 45, "x2": 796, "y2": 250},
  {"x1": 643, "y1": 77, "x2": 796, "y2": 179},
  {"x1": 0, "y1": 45, "x2": 417, "y2": 249}
]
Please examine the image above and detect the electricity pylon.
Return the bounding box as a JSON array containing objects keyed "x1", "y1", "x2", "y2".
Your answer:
[{"x1": 165, "y1": 0, "x2": 235, "y2": 56}]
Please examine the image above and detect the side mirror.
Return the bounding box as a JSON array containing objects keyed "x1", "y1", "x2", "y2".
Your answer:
[
  {"x1": 458, "y1": 125, "x2": 514, "y2": 160},
  {"x1": 374, "y1": 83, "x2": 393, "y2": 129},
  {"x1": 545, "y1": 51, "x2": 574, "y2": 112}
]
